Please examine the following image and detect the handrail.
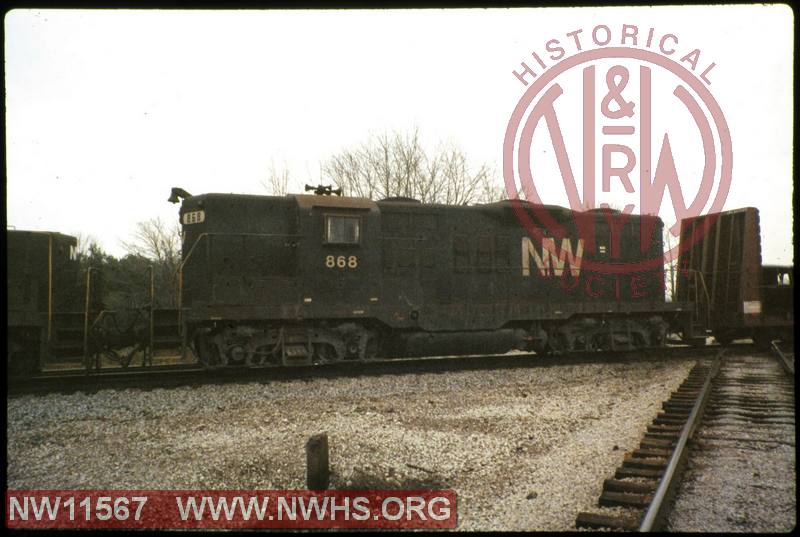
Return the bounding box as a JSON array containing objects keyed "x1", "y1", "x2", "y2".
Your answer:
[
  {"x1": 176, "y1": 232, "x2": 205, "y2": 329},
  {"x1": 86, "y1": 309, "x2": 113, "y2": 371},
  {"x1": 149, "y1": 264, "x2": 155, "y2": 368},
  {"x1": 639, "y1": 350, "x2": 724, "y2": 531},
  {"x1": 77, "y1": 263, "x2": 165, "y2": 372},
  {"x1": 89, "y1": 309, "x2": 113, "y2": 332},
  {"x1": 176, "y1": 232, "x2": 212, "y2": 330},
  {"x1": 48, "y1": 235, "x2": 53, "y2": 345},
  {"x1": 83, "y1": 267, "x2": 93, "y2": 371}
]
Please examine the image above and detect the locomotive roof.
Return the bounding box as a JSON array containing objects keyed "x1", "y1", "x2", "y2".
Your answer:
[
  {"x1": 6, "y1": 229, "x2": 78, "y2": 241},
  {"x1": 182, "y1": 192, "x2": 662, "y2": 223},
  {"x1": 181, "y1": 192, "x2": 377, "y2": 210},
  {"x1": 293, "y1": 194, "x2": 377, "y2": 210}
]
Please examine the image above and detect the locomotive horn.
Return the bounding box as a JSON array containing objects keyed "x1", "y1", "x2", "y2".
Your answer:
[
  {"x1": 168, "y1": 187, "x2": 193, "y2": 204},
  {"x1": 305, "y1": 184, "x2": 343, "y2": 196}
]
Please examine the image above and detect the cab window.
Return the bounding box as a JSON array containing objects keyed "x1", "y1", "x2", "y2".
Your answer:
[{"x1": 325, "y1": 215, "x2": 360, "y2": 245}]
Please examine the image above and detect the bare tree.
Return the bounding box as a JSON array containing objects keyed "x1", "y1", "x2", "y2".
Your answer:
[
  {"x1": 261, "y1": 160, "x2": 292, "y2": 196},
  {"x1": 121, "y1": 218, "x2": 180, "y2": 267},
  {"x1": 323, "y1": 128, "x2": 501, "y2": 204},
  {"x1": 120, "y1": 217, "x2": 181, "y2": 307},
  {"x1": 74, "y1": 232, "x2": 102, "y2": 260}
]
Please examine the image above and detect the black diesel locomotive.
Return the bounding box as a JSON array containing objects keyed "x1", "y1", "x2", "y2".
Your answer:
[{"x1": 173, "y1": 188, "x2": 692, "y2": 368}]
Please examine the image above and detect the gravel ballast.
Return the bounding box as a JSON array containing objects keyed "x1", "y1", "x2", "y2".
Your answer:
[
  {"x1": 667, "y1": 355, "x2": 796, "y2": 532},
  {"x1": 8, "y1": 358, "x2": 694, "y2": 530}
]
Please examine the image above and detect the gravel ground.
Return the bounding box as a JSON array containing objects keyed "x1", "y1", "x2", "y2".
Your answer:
[
  {"x1": 667, "y1": 355, "x2": 796, "y2": 532},
  {"x1": 8, "y1": 358, "x2": 694, "y2": 531}
]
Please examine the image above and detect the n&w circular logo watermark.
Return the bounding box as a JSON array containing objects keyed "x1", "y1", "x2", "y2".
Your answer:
[{"x1": 504, "y1": 23, "x2": 732, "y2": 277}]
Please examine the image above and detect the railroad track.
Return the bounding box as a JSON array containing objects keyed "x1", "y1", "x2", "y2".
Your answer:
[
  {"x1": 8, "y1": 343, "x2": 734, "y2": 397},
  {"x1": 771, "y1": 339, "x2": 795, "y2": 375},
  {"x1": 575, "y1": 343, "x2": 794, "y2": 531},
  {"x1": 666, "y1": 345, "x2": 795, "y2": 531}
]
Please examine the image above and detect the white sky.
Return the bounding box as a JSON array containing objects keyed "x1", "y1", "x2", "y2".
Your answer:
[{"x1": 5, "y1": 6, "x2": 794, "y2": 262}]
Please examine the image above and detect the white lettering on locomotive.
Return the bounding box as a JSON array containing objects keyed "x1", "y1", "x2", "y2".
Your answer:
[
  {"x1": 325, "y1": 255, "x2": 358, "y2": 269},
  {"x1": 182, "y1": 210, "x2": 205, "y2": 225},
  {"x1": 521, "y1": 237, "x2": 584, "y2": 277}
]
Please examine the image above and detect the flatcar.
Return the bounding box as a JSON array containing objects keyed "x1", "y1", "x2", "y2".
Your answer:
[{"x1": 172, "y1": 188, "x2": 695, "y2": 368}]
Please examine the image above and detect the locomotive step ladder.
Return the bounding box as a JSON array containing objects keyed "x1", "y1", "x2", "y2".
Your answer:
[{"x1": 281, "y1": 326, "x2": 313, "y2": 366}]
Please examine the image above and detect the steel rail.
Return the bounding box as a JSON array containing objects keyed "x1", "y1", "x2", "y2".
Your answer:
[
  {"x1": 770, "y1": 340, "x2": 794, "y2": 376},
  {"x1": 638, "y1": 349, "x2": 725, "y2": 532}
]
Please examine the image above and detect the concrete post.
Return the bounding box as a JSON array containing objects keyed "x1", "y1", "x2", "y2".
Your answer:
[{"x1": 306, "y1": 433, "x2": 330, "y2": 490}]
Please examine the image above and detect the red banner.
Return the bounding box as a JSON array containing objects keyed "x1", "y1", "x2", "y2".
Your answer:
[{"x1": 6, "y1": 489, "x2": 457, "y2": 529}]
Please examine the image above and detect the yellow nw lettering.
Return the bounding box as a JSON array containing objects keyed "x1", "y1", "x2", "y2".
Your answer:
[
  {"x1": 521, "y1": 237, "x2": 549, "y2": 276},
  {"x1": 522, "y1": 237, "x2": 584, "y2": 277},
  {"x1": 549, "y1": 238, "x2": 584, "y2": 277}
]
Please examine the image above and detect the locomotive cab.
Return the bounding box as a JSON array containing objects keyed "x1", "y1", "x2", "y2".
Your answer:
[
  {"x1": 296, "y1": 194, "x2": 380, "y2": 311},
  {"x1": 178, "y1": 192, "x2": 383, "y2": 368}
]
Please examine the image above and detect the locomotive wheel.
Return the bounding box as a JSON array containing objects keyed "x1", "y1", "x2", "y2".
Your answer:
[
  {"x1": 715, "y1": 334, "x2": 733, "y2": 346},
  {"x1": 597, "y1": 335, "x2": 610, "y2": 352},
  {"x1": 254, "y1": 345, "x2": 281, "y2": 366},
  {"x1": 364, "y1": 336, "x2": 379, "y2": 361},
  {"x1": 547, "y1": 332, "x2": 569, "y2": 354},
  {"x1": 344, "y1": 336, "x2": 360, "y2": 360},
  {"x1": 248, "y1": 347, "x2": 265, "y2": 367},
  {"x1": 194, "y1": 333, "x2": 222, "y2": 369},
  {"x1": 312, "y1": 343, "x2": 338, "y2": 364}
]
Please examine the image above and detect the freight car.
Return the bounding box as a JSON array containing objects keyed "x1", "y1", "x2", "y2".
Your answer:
[
  {"x1": 7, "y1": 230, "x2": 84, "y2": 375},
  {"x1": 676, "y1": 207, "x2": 794, "y2": 346},
  {"x1": 171, "y1": 187, "x2": 695, "y2": 369},
  {"x1": 6, "y1": 229, "x2": 180, "y2": 376}
]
